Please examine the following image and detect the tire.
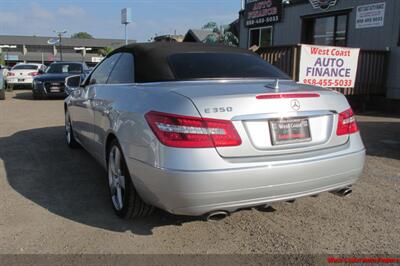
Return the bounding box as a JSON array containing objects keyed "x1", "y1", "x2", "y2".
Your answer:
[
  {"x1": 65, "y1": 110, "x2": 80, "y2": 148},
  {"x1": 107, "y1": 140, "x2": 154, "y2": 219},
  {"x1": 0, "y1": 90, "x2": 5, "y2": 100}
]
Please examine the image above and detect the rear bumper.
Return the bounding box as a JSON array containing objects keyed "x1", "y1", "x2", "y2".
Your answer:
[
  {"x1": 127, "y1": 146, "x2": 365, "y2": 216},
  {"x1": 6, "y1": 78, "x2": 33, "y2": 85}
]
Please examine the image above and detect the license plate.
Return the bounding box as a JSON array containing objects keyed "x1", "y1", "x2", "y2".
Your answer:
[
  {"x1": 269, "y1": 118, "x2": 311, "y2": 145},
  {"x1": 18, "y1": 79, "x2": 24, "y2": 82}
]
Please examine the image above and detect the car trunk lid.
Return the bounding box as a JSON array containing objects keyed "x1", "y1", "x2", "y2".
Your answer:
[{"x1": 166, "y1": 80, "x2": 351, "y2": 158}]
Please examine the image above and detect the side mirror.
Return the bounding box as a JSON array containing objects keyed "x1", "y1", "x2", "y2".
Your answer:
[
  {"x1": 38, "y1": 69, "x2": 45, "y2": 75},
  {"x1": 65, "y1": 75, "x2": 82, "y2": 96}
]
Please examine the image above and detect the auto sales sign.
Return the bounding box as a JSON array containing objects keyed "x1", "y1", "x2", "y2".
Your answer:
[
  {"x1": 245, "y1": 0, "x2": 282, "y2": 27},
  {"x1": 299, "y1": 45, "x2": 360, "y2": 88}
]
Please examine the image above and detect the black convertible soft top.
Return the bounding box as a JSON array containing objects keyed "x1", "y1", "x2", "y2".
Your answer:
[{"x1": 108, "y1": 42, "x2": 259, "y2": 83}]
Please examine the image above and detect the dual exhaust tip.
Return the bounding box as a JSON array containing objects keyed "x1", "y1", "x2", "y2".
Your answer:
[
  {"x1": 205, "y1": 187, "x2": 352, "y2": 221},
  {"x1": 330, "y1": 186, "x2": 353, "y2": 197},
  {"x1": 206, "y1": 211, "x2": 230, "y2": 221}
]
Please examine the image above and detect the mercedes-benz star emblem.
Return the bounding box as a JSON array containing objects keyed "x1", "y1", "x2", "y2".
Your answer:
[{"x1": 291, "y1": 99, "x2": 301, "y2": 111}]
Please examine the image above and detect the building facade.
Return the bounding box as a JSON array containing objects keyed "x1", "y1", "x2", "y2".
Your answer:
[
  {"x1": 238, "y1": 0, "x2": 400, "y2": 100},
  {"x1": 0, "y1": 35, "x2": 133, "y2": 67}
]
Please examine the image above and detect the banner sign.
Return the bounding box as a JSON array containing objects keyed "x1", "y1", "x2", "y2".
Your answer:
[
  {"x1": 299, "y1": 45, "x2": 360, "y2": 88},
  {"x1": 356, "y1": 2, "x2": 385, "y2": 29},
  {"x1": 91, "y1": 56, "x2": 104, "y2": 63},
  {"x1": 4, "y1": 55, "x2": 19, "y2": 61},
  {"x1": 244, "y1": 0, "x2": 282, "y2": 28},
  {"x1": 121, "y1": 8, "x2": 132, "y2": 25}
]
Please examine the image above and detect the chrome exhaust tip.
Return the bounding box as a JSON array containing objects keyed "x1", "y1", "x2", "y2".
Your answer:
[
  {"x1": 206, "y1": 211, "x2": 230, "y2": 221},
  {"x1": 331, "y1": 186, "x2": 353, "y2": 197}
]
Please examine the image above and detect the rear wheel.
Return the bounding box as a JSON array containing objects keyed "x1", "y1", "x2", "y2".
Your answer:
[
  {"x1": 65, "y1": 110, "x2": 80, "y2": 148},
  {"x1": 107, "y1": 140, "x2": 154, "y2": 219},
  {"x1": 0, "y1": 90, "x2": 5, "y2": 100}
]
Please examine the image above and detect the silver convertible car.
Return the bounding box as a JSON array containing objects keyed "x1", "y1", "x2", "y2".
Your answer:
[{"x1": 64, "y1": 43, "x2": 365, "y2": 220}]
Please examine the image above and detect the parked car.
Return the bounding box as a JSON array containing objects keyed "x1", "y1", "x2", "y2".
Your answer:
[
  {"x1": 0, "y1": 67, "x2": 5, "y2": 100},
  {"x1": 5, "y1": 63, "x2": 46, "y2": 89},
  {"x1": 64, "y1": 43, "x2": 366, "y2": 220},
  {"x1": 0, "y1": 64, "x2": 7, "y2": 75},
  {"x1": 32, "y1": 61, "x2": 89, "y2": 99}
]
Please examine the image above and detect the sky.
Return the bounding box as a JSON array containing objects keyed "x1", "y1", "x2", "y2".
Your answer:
[{"x1": 0, "y1": 0, "x2": 241, "y2": 42}]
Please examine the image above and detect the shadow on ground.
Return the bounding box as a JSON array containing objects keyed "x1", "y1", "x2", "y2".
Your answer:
[
  {"x1": 12, "y1": 91, "x2": 64, "y2": 101},
  {"x1": 358, "y1": 120, "x2": 400, "y2": 160},
  {"x1": 0, "y1": 126, "x2": 197, "y2": 236},
  {"x1": 12, "y1": 91, "x2": 34, "y2": 100},
  {"x1": 0, "y1": 119, "x2": 398, "y2": 235}
]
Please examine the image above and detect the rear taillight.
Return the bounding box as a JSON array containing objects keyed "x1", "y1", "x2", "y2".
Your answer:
[
  {"x1": 28, "y1": 72, "x2": 39, "y2": 76},
  {"x1": 145, "y1": 111, "x2": 242, "y2": 148},
  {"x1": 7, "y1": 72, "x2": 15, "y2": 77},
  {"x1": 336, "y1": 108, "x2": 359, "y2": 136}
]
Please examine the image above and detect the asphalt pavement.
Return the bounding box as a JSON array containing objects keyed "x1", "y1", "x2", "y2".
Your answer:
[{"x1": 0, "y1": 90, "x2": 399, "y2": 256}]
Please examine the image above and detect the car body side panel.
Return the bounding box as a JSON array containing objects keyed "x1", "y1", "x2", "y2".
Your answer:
[
  {"x1": 67, "y1": 85, "x2": 96, "y2": 151},
  {"x1": 87, "y1": 84, "x2": 204, "y2": 168}
]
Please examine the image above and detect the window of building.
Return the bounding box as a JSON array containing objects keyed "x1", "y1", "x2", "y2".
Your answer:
[
  {"x1": 107, "y1": 53, "x2": 135, "y2": 84},
  {"x1": 303, "y1": 13, "x2": 348, "y2": 46},
  {"x1": 249, "y1": 27, "x2": 273, "y2": 48}
]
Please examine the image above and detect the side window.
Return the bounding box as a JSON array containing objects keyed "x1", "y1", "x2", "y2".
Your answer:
[
  {"x1": 89, "y1": 53, "x2": 121, "y2": 85},
  {"x1": 107, "y1": 53, "x2": 135, "y2": 84},
  {"x1": 398, "y1": 23, "x2": 400, "y2": 46}
]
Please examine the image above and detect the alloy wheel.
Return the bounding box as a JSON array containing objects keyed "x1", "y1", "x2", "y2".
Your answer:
[{"x1": 108, "y1": 146, "x2": 126, "y2": 211}]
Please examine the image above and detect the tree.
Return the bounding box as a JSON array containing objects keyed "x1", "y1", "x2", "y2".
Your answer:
[
  {"x1": 202, "y1": 22, "x2": 238, "y2": 47},
  {"x1": 71, "y1": 32, "x2": 94, "y2": 39},
  {"x1": 98, "y1": 46, "x2": 114, "y2": 56},
  {"x1": 0, "y1": 53, "x2": 5, "y2": 66}
]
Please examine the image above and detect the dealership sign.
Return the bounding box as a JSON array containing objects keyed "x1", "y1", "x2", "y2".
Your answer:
[
  {"x1": 91, "y1": 56, "x2": 104, "y2": 63},
  {"x1": 4, "y1": 55, "x2": 18, "y2": 61},
  {"x1": 299, "y1": 45, "x2": 360, "y2": 88},
  {"x1": 356, "y1": 2, "x2": 386, "y2": 29},
  {"x1": 309, "y1": 0, "x2": 338, "y2": 10},
  {"x1": 244, "y1": 0, "x2": 282, "y2": 27}
]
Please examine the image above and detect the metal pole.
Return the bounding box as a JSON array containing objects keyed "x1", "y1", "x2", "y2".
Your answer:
[
  {"x1": 125, "y1": 24, "x2": 128, "y2": 45},
  {"x1": 59, "y1": 34, "x2": 63, "y2": 61},
  {"x1": 6, "y1": 49, "x2": 8, "y2": 67}
]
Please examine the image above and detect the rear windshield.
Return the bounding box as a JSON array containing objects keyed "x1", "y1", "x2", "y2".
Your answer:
[
  {"x1": 12, "y1": 65, "x2": 38, "y2": 70},
  {"x1": 168, "y1": 53, "x2": 289, "y2": 80}
]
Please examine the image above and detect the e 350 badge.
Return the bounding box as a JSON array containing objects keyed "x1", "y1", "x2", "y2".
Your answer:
[{"x1": 204, "y1": 107, "x2": 233, "y2": 114}]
